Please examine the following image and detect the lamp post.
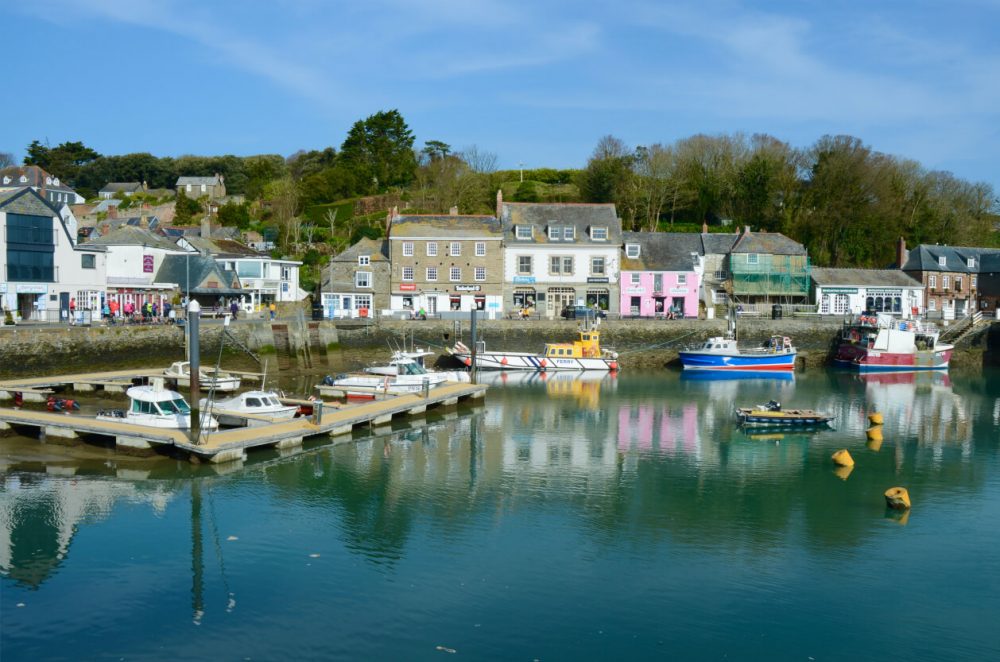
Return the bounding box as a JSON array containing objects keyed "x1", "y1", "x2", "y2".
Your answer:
[
  {"x1": 518, "y1": 162, "x2": 524, "y2": 183},
  {"x1": 187, "y1": 299, "x2": 202, "y2": 443}
]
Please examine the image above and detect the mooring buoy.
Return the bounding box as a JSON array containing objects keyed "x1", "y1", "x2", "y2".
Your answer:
[
  {"x1": 885, "y1": 487, "x2": 911, "y2": 510},
  {"x1": 832, "y1": 449, "x2": 854, "y2": 467}
]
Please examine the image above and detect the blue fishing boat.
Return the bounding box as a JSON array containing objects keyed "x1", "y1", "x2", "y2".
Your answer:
[{"x1": 679, "y1": 335, "x2": 796, "y2": 371}]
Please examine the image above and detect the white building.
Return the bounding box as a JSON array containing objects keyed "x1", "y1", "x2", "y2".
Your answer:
[
  {"x1": 499, "y1": 195, "x2": 624, "y2": 317},
  {"x1": 811, "y1": 268, "x2": 925, "y2": 319},
  {"x1": 179, "y1": 236, "x2": 304, "y2": 309},
  {"x1": 1, "y1": 188, "x2": 106, "y2": 321},
  {"x1": 84, "y1": 225, "x2": 187, "y2": 312}
]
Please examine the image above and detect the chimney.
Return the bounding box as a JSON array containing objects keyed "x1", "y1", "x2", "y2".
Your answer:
[
  {"x1": 109, "y1": 205, "x2": 117, "y2": 219},
  {"x1": 449, "y1": 206, "x2": 459, "y2": 216},
  {"x1": 140, "y1": 213, "x2": 149, "y2": 229},
  {"x1": 496, "y1": 189, "x2": 503, "y2": 219},
  {"x1": 897, "y1": 237, "x2": 907, "y2": 269},
  {"x1": 701, "y1": 221, "x2": 708, "y2": 234},
  {"x1": 744, "y1": 225, "x2": 751, "y2": 235},
  {"x1": 201, "y1": 216, "x2": 211, "y2": 238}
]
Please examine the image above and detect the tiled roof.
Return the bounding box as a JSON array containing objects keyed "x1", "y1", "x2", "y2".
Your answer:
[
  {"x1": 700, "y1": 232, "x2": 740, "y2": 255},
  {"x1": 99, "y1": 182, "x2": 142, "y2": 193},
  {"x1": 155, "y1": 254, "x2": 243, "y2": 295},
  {"x1": 500, "y1": 202, "x2": 622, "y2": 244},
  {"x1": 621, "y1": 232, "x2": 703, "y2": 272},
  {"x1": 330, "y1": 237, "x2": 389, "y2": 263},
  {"x1": 91, "y1": 198, "x2": 123, "y2": 213},
  {"x1": 731, "y1": 229, "x2": 806, "y2": 255},
  {"x1": 811, "y1": 268, "x2": 922, "y2": 288},
  {"x1": 390, "y1": 214, "x2": 501, "y2": 238},
  {"x1": 176, "y1": 176, "x2": 222, "y2": 186},
  {"x1": 184, "y1": 235, "x2": 262, "y2": 257},
  {"x1": 0, "y1": 187, "x2": 60, "y2": 217},
  {"x1": 84, "y1": 225, "x2": 181, "y2": 251}
]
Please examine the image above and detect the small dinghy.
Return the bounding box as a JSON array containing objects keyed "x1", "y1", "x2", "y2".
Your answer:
[{"x1": 736, "y1": 400, "x2": 834, "y2": 428}]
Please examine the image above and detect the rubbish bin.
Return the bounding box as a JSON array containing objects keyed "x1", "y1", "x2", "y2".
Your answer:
[{"x1": 772, "y1": 304, "x2": 783, "y2": 320}]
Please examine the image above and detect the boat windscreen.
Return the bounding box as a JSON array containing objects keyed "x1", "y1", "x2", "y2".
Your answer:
[
  {"x1": 401, "y1": 362, "x2": 428, "y2": 375},
  {"x1": 160, "y1": 397, "x2": 191, "y2": 414}
]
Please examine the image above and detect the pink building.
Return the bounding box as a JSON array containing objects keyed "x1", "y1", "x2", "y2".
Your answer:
[{"x1": 620, "y1": 232, "x2": 704, "y2": 318}]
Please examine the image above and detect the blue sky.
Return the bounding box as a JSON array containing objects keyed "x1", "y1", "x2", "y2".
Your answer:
[{"x1": 4, "y1": 0, "x2": 999, "y2": 189}]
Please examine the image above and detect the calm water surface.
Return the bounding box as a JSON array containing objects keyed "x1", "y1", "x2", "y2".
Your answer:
[{"x1": 2, "y1": 369, "x2": 1000, "y2": 661}]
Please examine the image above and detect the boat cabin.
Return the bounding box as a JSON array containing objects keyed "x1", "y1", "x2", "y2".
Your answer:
[
  {"x1": 544, "y1": 330, "x2": 603, "y2": 359},
  {"x1": 841, "y1": 314, "x2": 940, "y2": 351},
  {"x1": 129, "y1": 386, "x2": 191, "y2": 416}
]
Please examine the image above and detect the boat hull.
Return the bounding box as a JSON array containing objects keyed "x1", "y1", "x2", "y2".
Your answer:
[
  {"x1": 834, "y1": 343, "x2": 952, "y2": 372},
  {"x1": 679, "y1": 351, "x2": 796, "y2": 371},
  {"x1": 453, "y1": 351, "x2": 616, "y2": 371},
  {"x1": 736, "y1": 410, "x2": 833, "y2": 428}
]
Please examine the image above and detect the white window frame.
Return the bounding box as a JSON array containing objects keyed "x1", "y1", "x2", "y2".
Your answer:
[
  {"x1": 630, "y1": 273, "x2": 641, "y2": 285},
  {"x1": 972, "y1": 276, "x2": 978, "y2": 287},
  {"x1": 591, "y1": 257, "x2": 605, "y2": 276},
  {"x1": 942, "y1": 275, "x2": 949, "y2": 289},
  {"x1": 450, "y1": 242, "x2": 461, "y2": 256},
  {"x1": 201, "y1": 184, "x2": 207, "y2": 193},
  {"x1": 677, "y1": 273, "x2": 687, "y2": 285},
  {"x1": 518, "y1": 255, "x2": 532, "y2": 274},
  {"x1": 450, "y1": 267, "x2": 461, "y2": 282},
  {"x1": 591, "y1": 226, "x2": 608, "y2": 241},
  {"x1": 402, "y1": 266, "x2": 414, "y2": 281},
  {"x1": 548, "y1": 226, "x2": 561, "y2": 241},
  {"x1": 938, "y1": 256, "x2": 946, "y2": 267},
  {"x1": 475, "y1": 266, "x2": 486, "y2": 281},
  {"x1": 426, "y1": 267, "x2": 438, "y2": 281},
  {"x1": 355, "y1": 271, "x2": 371, "y2": 288},
  {"x1": 625, "y1": 244, "x2": 640, "y2": 258},
  {"x1": 929, "y1": 298, "x2": 937, "y2": 311},
  {"x1": 426, "y1": 242, "x2": 438, "y2": 257},
  {"x1": 403, "y1": 242, "x2": 414, "y2": 257},
  {"x1": 358, "y1": 255, "x2": 370, "y2": 266},
  {"x1": 475, "y1": 242, "x2": 486, "y2": 257},
  {"x1": 956, "y1": 276, "x2": 963, "y2": 291},
  {"x1": 747, "y1": 253, "x2": 759, "y2": 265},
  {"x1": 929, "y1": 275, "x2": 937, "y2": 288},
  {"x1": 516, "y1": 225, "x2": 532, "y2": 240},
  {"x1": 967, "y1": 258, "x2": 975, "y2": 269},
  {"x1": 563, "y1": 226, "x2": 575, "y2": 241}
]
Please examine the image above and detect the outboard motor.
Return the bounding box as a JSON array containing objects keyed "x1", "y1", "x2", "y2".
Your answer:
[{"x1": 765, "y1": 400, "x2": 781, "y2": 412}]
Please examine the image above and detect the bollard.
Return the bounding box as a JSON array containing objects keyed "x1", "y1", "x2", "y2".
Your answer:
[
  {"x1": 831, "y1": 449, "x2": 854, "y2": 467},
  {"x1": 885, "y1": 487, "x2": 911, "y2": 510}
]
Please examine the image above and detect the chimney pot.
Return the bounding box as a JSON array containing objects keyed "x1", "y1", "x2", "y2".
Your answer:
[{"x1": 449, "y1": 206, "x2": 458, "y2": 216}]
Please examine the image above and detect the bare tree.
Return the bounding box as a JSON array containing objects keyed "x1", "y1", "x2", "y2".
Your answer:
[
  {"x1": 0, "y1": 151, "x2": 14, "y2": 169},
  {"x1": 460, "y1": 145, "x2": 499, "y2": 174},
  {"x1": 265, "y1": 177, "x2": 300, "y2": 248}
]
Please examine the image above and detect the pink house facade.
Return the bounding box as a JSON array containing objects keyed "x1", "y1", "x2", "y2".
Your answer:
[{"x1": 619, "y1": 232, "x2": 704, "y2": 318}]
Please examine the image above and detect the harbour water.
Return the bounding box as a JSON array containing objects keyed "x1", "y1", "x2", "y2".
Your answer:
[{"x1": 2, "y1": 368, "x2": 999, "y2": 660}]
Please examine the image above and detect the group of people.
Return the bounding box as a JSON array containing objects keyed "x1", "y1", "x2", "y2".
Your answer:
[
  {"x1": 654, "y1": 300, "x2": 683, "y2": 320},
  {"x1": 100, "y1": 299, "x2": 177, "y2": 325}
]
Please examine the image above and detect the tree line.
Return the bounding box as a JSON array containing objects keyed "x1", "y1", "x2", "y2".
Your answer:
[{"x1": 7, "y1": 111, "x2": 999, "y2": 269}]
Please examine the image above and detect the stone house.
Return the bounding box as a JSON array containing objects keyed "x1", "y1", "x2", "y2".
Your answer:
[
  {"x1": 388, "y1": 211, "x2": 504, "y2": 317},
  {"x1": 499, "y1": 193, "x2": 623, "y2": 317},
  {"x1": 320, "y1": 237, "x2": 391, "y2": 318},
  {"x1": 810, "y1": 267, "x2": 924, "y2": 319},
  {"x1": 620, "y1": 232, "x2": 704, "y2": 318},
  {"x1": 175, "y1": 174, "x2": 226, "y2": 200},
  {"x1": 699, "y1": 228, "x2": 739, "y2": 317},
  {"x1": 728, "y1": 226, "x2": 810, "y2": 305},
  {"x1": 898, "y1": 239, "x2": 1000, "y2": 319}
]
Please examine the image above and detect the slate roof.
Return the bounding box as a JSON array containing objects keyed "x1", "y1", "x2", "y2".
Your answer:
[
  {"x1": 978, "y1": 253, "x2": 1000, "y2": 272},
  {"x1": 390, "y1": 214, "x2": 502, "y2": 238},
  {"x1": 84, "y1": 225, "x2": 181, "y2": 251},
  {"x1": 99, "y1": 182, "x2": 142, "y2": 194},
  {"x1": 0, "y1": 165, "x2": 77, "y2": 193},
  {"x1": 499, "y1": 202, "x2": 622, "y2": 244},
  {"x1": 731, "y1": 228, "x2": 806, "y2": 255},
  {"x1": 330, "y1": 237, "x2": 389, "y2": 263},
  {"x1": 811, "y1": 268, "x2": 922, "y2": 288},
  {"x1": 700, "y1": 232, "x2": 740, "y2": 255},
  {"x1": 900, "y1": 244, "x2": 1000, "y2": 273},
  {"x1": 0, "y1": 187, "x2": 60, "y2": 217},
  {"x1": 125, "y1": 216, "x2": 159, "y2": 230},
  {"x1": 91, "y1": 198, "x2": 123, "y2": 213},
  {"x1": 155, "y1": 254, "x2": 244, "y2": 295},
  {"x1": 184, "y1": 235, "x2": 262, "y2": 257},
  {"x1": 621, "y1": 232, "x2": 703, "y2": 272},
  {"x1": 176, "y1": 175, "x2": 222, "y2": 186}
]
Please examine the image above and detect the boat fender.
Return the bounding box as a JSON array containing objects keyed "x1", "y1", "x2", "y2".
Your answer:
[
  {"x1": 611, "y1": 352, "x2": 619, "y2": 360},
  {"x1": 831, "y1": 449, "x2": 854, "y2": 467},
  {"x1": 885, "y1": 487, "x2": 911, "y2": 510}
]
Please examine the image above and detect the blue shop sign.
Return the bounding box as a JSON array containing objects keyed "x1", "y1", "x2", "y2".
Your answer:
[{"x1": 513, "y1": 276, "x2": 536, "y2": 284}]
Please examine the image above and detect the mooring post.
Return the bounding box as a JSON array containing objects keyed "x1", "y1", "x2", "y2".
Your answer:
[
  {"x1": 188, "y1": 300, "x2": 202, "y2": 443},
  {"x1": 470, "y1": 308, "x2": 478, "y2": 383}
]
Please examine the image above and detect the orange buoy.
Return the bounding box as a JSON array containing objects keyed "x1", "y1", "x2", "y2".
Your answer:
[
  {"x1": 831, "y1": 449, "x2": 854, "y2": 467},
  {"x1": 885, "y1": 487, "x2": 911, "y2": 510}
]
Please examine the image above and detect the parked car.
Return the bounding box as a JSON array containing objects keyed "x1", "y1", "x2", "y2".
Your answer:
[{"x1": 561, "y1": 305, "x2": 606, "y2": 320}]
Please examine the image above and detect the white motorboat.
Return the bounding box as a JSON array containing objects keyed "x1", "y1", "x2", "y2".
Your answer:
[
  {"x1": 97, "y1": 383, "x2": 219, "y2": 430},
  {"x1": 200, "y1": 390, "x2": 299, "y2": 424},
  {"x1": 365, "y1": 350, "x2": 471, "y2": 383},
  {"x1": 449, "y1": 327, "x2": 619, "y2": 372},
  {"x1": 164, "y1": 361, "x2": 241, "y2": 392},
  {"x1": 319, "y1": 357, "x2": 449, "y2": 399}
]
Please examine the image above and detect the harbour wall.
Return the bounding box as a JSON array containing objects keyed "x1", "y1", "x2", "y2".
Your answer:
[{"x1": 0, "y1": 316, "x2": 992, "y2": 377}]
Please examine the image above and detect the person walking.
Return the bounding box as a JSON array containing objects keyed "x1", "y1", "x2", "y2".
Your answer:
[
  {"x1": 230, "y1": 300, "x2": 239, "y2": 320},
  {"x1": 69, "y1": 297, "x2": 76, "y2": 325},
  {"x1": 269, "y1": 302, "x2": 277, "y2": 321}
]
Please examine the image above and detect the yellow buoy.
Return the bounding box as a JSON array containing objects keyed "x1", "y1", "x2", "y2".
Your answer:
[
  {"x1": 868, "y1": 412, "x2": 884, "y2": 426},
  {"x1": 885, "y1": 487, "x2": 911, "y2": 510},
  {"x1": 866, "y1": 426, "x2": 883, "y2": 442},
  {"x1": 866, "y1": 437, "x2": 883, "y2": 452},
  {"x1": 831, "y1": 449, "x2": 854, "y2": 467},
  {"x1": 833, "y1": 464, "x2": 854, "y2": 481}
]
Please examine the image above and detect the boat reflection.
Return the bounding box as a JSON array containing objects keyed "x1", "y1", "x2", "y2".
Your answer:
[{"x1": 679, "y1": 370, "x2": 794, "y2": 382}]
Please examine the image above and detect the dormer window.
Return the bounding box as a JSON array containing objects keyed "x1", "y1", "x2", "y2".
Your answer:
[
  {"x1": 515, "y1": 225, "x2": 532, "y2": 240},
  {"x1": 563, "y1": 226, "x2": 575, "y2": 241},
  {"x1": 46, "y1": 177, "x2": 52, "y2": 185},
  {"x1": 53, "y1": 177, "x2": 60, "y2": 186},
  {"x1": 591, "y1": 226, "x2": 608, "y2": 241},
  {"x1": 967, "y1": 258, "x2": 975, "y2": 269},
  {"x1": 625, "y1": 243, "x2": 640, "y2": 258},
  {"x1": 358, "y1": 255, "x2": 370, "y2": 266},
  {"x1": 19, "y1": 175, "x2": 27, "y2": 183},
  {"x1": 548, "y1": 226, "x2": 560, "y2": 241},
  {"x1": 938, "y1": 256, "x2": 946, "y2": 267},
  {"x1": 2, "y1": 176, "x2": 9, "y2": 184}
]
